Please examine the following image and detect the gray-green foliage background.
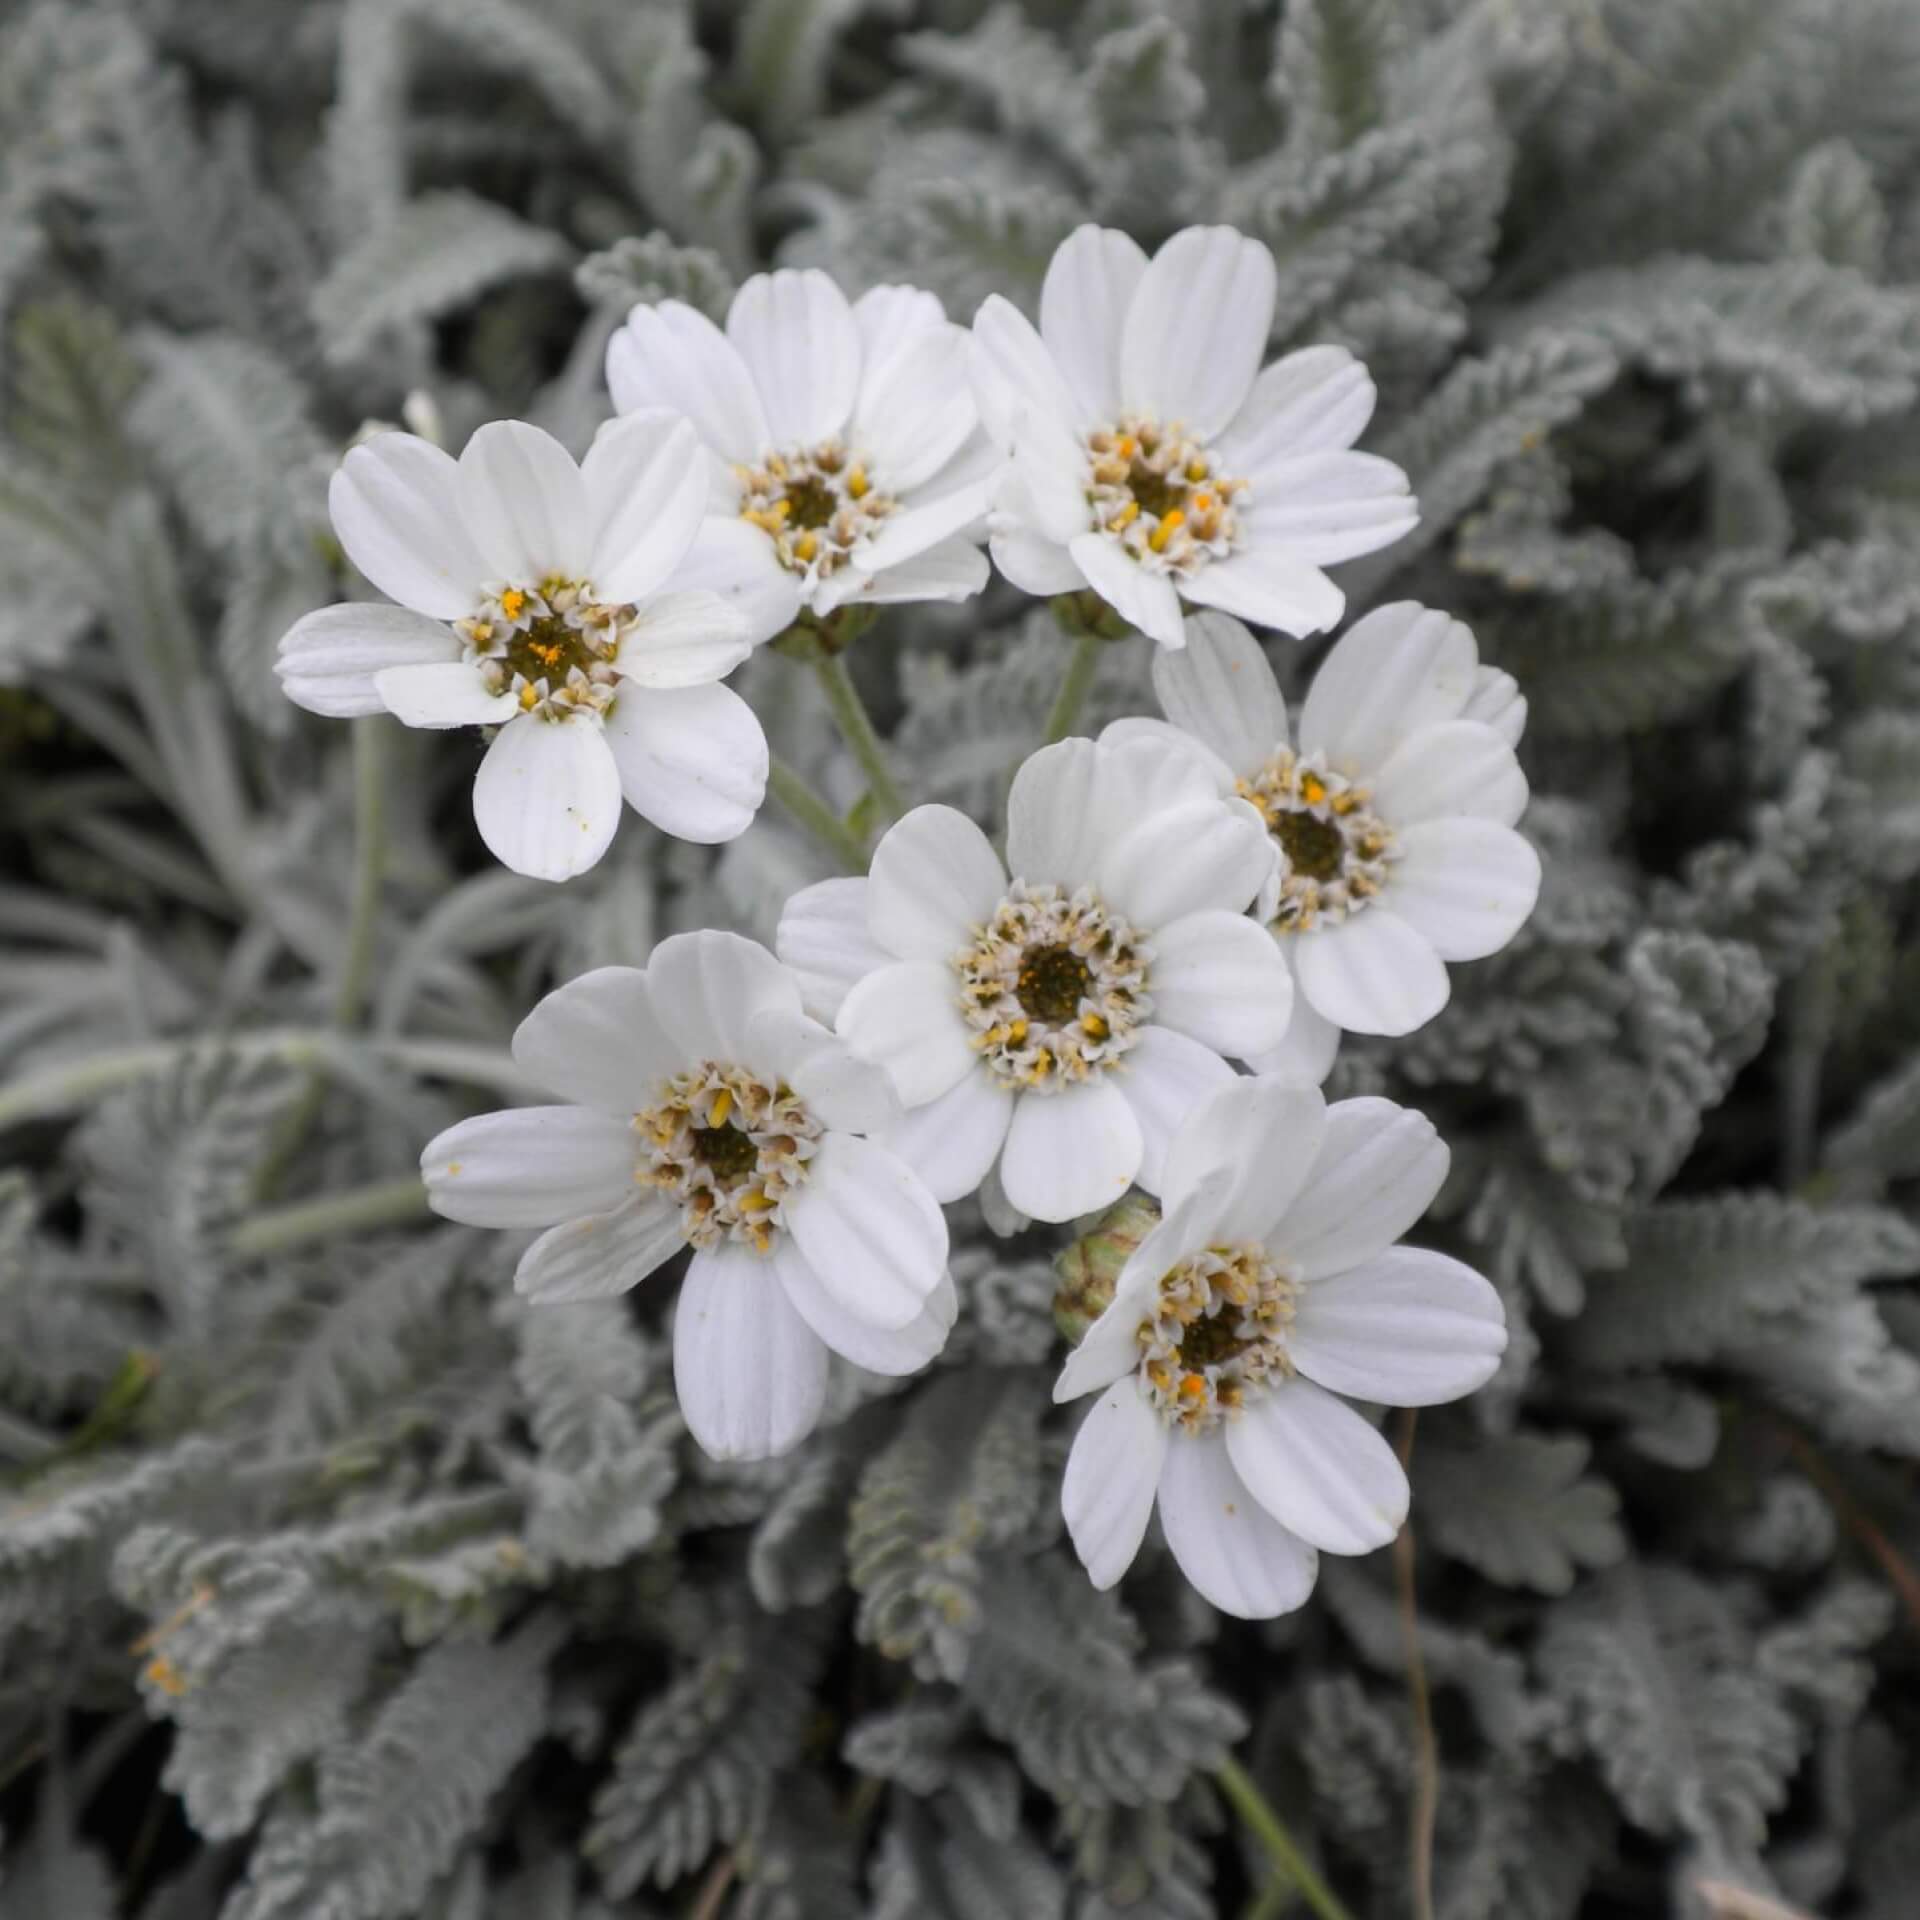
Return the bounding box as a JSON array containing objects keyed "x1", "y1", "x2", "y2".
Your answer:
[{"x1": 3, "y1": 0, "x2": 1920, "y2": 1914}]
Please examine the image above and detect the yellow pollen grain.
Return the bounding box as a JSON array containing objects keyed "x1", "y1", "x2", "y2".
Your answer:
[
  {"x1": 1178, "y1": 1373, "x2": 1206, "y2": 1402},
  {"x1": 1107, "y1": 500, "x2": 1140, "y2": 531},
  {"x1": 518, "y1": 684, "x2": 538, "y2": 710},
  {"x1": 1115, "y1": 435, "x2": 1137, "y2": 459},
  {"x1": 1299, "y1": 772, "x2": 1327, "y2": 806},
  {"x1": 500, "y1": 588, "x2": 527, "y2": 619},
  {"x1": 1081, "y1": 1012, "x2": 1109, "y2": 1040},
  {"x1": 1147, "y1": 509, "x2": 1185, "y2": 553},
  {"x1": 1185, "y1": 459, "x2": 1209, "y2": 482},
  {"x1": 145, "y1": 1656, "x2": 188, "y2": 1697},
  {"x1": 709, "y1": 1087, "x2": 732, "y2": 1126},
  {"x1": 792, "y1": 532, "x2": 819, "y2": 563},
  {"x1": 847, "y1": 466, "x2": 869, "y2": 500}
]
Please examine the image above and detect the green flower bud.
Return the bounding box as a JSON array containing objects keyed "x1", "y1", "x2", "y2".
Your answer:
[{"x1": 1052, "y1": 1193, "x2": 1161, "y2": 1344}]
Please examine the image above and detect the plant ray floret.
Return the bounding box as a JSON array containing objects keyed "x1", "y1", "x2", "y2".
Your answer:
[
  {"x1": 1237, "y1": 748, "x2": 1398, "y2": 932},
  {"x1": 1136, "y1": 1243, "x2": 1299, "y2": 1433},
  {"x1": 1086, "y1": 416, "x2": 1245, "y2": 579}
]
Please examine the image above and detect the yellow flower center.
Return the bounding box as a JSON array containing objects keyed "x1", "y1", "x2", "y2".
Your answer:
[
  {"x1": 736, "y1": 440, "x2": 896, "y2": 579},
  {"x1": 1237, "y1": 749, "x2": 1399, "y2": 933},
  {"x1": 1087, "y1": 416, "x2": 1246, "y2": 576},
  {"x1": 1136, "y1": 1243, "x2": 1298, "y2": 1433}
]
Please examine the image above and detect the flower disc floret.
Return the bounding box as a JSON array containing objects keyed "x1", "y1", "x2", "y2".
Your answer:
[
  {"x1": 634, "y1": 1062, "x2": 823, "y2": 1254},
  {"x1": 737, "y1": 439, "x2": 898, "y2": 584},
  {"x1": 1087, "y1": 416, "x2": 1245, "y2": 580},
  {"x1": 1136, "y1": 1243, "x2": 1298, "y2": 1433},
  {"x1": 1237, "y1": 748, "x2": 1398, "y2": 933},
  {"x1": 459, "y1": 578, "x2": 635, "y2": 721},
  {"x1": 955, "y1": 882, "x2": 1153, "y2": 1092}
]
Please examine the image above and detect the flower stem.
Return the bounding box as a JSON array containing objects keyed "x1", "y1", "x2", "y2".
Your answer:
[
  {"x1": 768, "y1": 755, "x2": 870, "y2": 873},
  {"x1": 227, "y1": 1175, "x2": 434, "y2": 1260},
  {"x1": 1043, "y1": 623, "x2": 1104, "y2": 744},
  {"x1": 1394, "y1": 1410, "x2": 1438, "y2": 1920},
  {"x1": 1215, "y1": 1756, "x2": 1354, "y2": 1920},
  {"x1": 812, "y1": 651, "x2": 906, "y2": 821}
]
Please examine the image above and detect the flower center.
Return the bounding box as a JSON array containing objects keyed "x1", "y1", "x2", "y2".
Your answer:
[
  {"x1": 633, "y1": 1064, "x2": 823, "y2": 1254},
  {"x1": 1237, "y1": 749, "x2": 1399, "y2": 933},
  {"x1": 1136, "y1": 1243, "x2": 1298, "y2": 1433},
  {"x1": 459, "y1": 579, "x2": 633, "y2": 723},
  {"x1": 955, "y1": 882, "x2": 1152, "y2": 1093},
  {"x1": 1086, "y1": 416, "x2": 1246, "y2": 578},
  {"x1": 737, "y1": 440, "x2": 896, "y2": 580}
]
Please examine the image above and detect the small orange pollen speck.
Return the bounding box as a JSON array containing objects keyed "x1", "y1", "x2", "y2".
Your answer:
[
  {"x1": 446, "y1": 1160, "x2": 462, "y2": 1176},
  {"x1": 500, "y1": 589, "x2": 527, "y2": 619},
  {"x1": 1178, "y1": 1373, "x2": 1206, "y2": 1401},
  {"x1": 145, "y1": 1656, "x2": 188, "y2": 1698}
]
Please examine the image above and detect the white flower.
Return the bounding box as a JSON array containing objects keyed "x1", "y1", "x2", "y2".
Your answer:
[
  {"x1": 277, "y1": 415, "x2": 767, "y2": 882},
  {"x1": 969, "y1": 223, "x2": 1417, "y2": 650},
  {"x1": 604, "y1": 271, "x2": 998, "y2": 640},
  {"x1": 421, "y1": 931, "x2": 954, "y2": 1462},
  {"x1": 1055, "y1": 1076, "x2": 1505, "y2": 1619},
  {"x1": 1105, "y1": 606, "x2": 1540, "y2": 1081},
  {"x1": 774, "y1": 734, "x2": 1292, "y2": 1224}
]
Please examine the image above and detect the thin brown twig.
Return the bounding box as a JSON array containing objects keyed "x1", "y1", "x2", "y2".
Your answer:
[
  {"x1": 687, "y1": 1852, "x2": 737, "y2": 1920},
  {"x1": 1779, "y1": 1422, "x2": 1920, "y2": 1637},
  {"x1": 1393, "y1": 1409, "x2": 1437, "y2": 1920}
]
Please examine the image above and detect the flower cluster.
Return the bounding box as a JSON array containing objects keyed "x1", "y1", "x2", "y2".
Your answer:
[{"x1": 283, "y1": 223, "x2": 1541, "y2": 1619}]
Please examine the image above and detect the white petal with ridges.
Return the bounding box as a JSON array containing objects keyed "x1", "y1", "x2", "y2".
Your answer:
[
  {"x1": 1157, "y1": 1425, "x2": 1320, "y2": 1618},
  {"x1": 783, "y1": 1132, "x2": 948, "y2": 1331},
  {"x1": 832, "y1": 538, "x2": 988, "y2": 609},
  {"x1": 1240, "y1": 451, "x2": 1417, "y2": 566},
  {"x1": 1387, "y1": 819, "x2": 1540, "y2": 961},
  {"x1": 668, "y1": 516, "x2": 803, "y2": 648},
  {"x1": 582, "y1": 412, "x2": 709, "y2": 604},
  {"x1": 373, "y1": 661, "x2": 516, "y2": 728},
  {"x1": 456, "y1": 420, "x2": 592, "y2": 584},
  {"x1": 1006, "y1": 734, "x2": 1218, "y2": 890},
  {"x1": 999, "y1": 1078, "x2": 1143, "y2": 1224},
  {"x1": 1041, "y1": 225, "x2": 1150, "y2": 427},
  {"x1": 745, "y1": 1003, "x2": 901, "y2": 1137},
  {"x1": 1226, "y1": 1378, "x2": 1409, "y2": 1555},
  {"x1": 878, "y1": 1067, "x2": 1014, "y2": 1204},
  {"x1": 773, "y1": 1242, "x2": 955, "y2": 1376},
  {"x1": 608, "y1": 303, "x2": 770, "y2": 461},
  {"x1": 867, "y1": 804, "x2": 1006, "y2": 960},
  {"x1": 1297, "y1": 603, "x2": 1478, "y2": 776},
  {"x1": 472, "y1": 716, "x2": 623, "y2": 882},
  {"x1": 837, "y1": 962, "x2": 976, "y2": 1108},
  {"x1": 1162, "y1": 1075, "x2": 1328, "y2": 1246},
  {"x1": 645, "y1": 928, "x2": 803, "y2": 1063},
  {"x1": 851, "y1": 320, "x2": 978, "y2": 495},
  {"x1": 1178, "y1": 546, "x2": 1345, "y2": 640},
  {"x1": 1151, "y1": 612, "x2": 1288, "y2": 775},
  {"x1": 1146, "y1": 909, "x2": 1294, "y2": 1057},
  {"x1": 603, "y1": 680, "x2": 767, "y2": 845},
  {"x1": 277, "y1": 604, "x2": 459, "y2": 717},
  {"x1": 1214, "y1": 346, "x2": 1376, "y2": 472},
  {"x1": 1463, "y1": 665, "x2": 1526, "y2": 745},
  {"x1": 611, "y1": 591, "x2": 752, "y2": 690},
  {"x1": 1068, "y1": 533, "x2": 1185, "y2": 649},
  {"x1": 1094, "y1": 802, "x2": 1274, "y2": 929},
  {"x1": 777, "y1": 878, "x2": 887, "y2": 1023},
  {"x1": 1272, "y1": 1095, "x2": 1448, "y2": 1281},
  {"x1": 1289, "y1": 1247, "x2": 1506, "y2": 1407},
  {"x1": 674, "y1": 1246, "x2": 828, "y2": 1461},
  {"x1": 1115, "y1": 1025, "x2": 1237, "y2": 1196},
  {"x1": 515, "y1": 1196, "x2": 686, "y2": 1303},
  {"x1": 1120, "y1": 227, "x2": 1278, "y2": 440},
  {"x1": 968, "y1": 295, "x2": 1081, "y2": 450},
  {"x1": 1371, "y1": 721, "x2": 1528, "y2": 827},
  {"x1": 329, "y1": 433, "x2": 488, "y2": 619},
  {"x1": 990, "y1": 526, "x2": 1084, "y2": 595},
  {"x1": 1292, "y1": 910, "x2": 1449, "y2": 1037},
  {"x1": 853, "y1": 285, "x2": 947, "y2": 385},
  {"x1": 1243, "y1": 958, "x2": 1342, "y2": 1086},
  {"x1": 511, "y1": 965, "x2": 684, "y2": 1113},
  {"x1": 421, "y1": 1105, "x2": 639, "y2": 1227},
  {"x1": 726, "y1": 269, "x2": 861, "y2": 448},
  {"x1": 1063, "y1": 1380, "x2": 1168, "y2": 1589}
]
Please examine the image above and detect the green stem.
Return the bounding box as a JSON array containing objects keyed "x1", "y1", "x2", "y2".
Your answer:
[
  {"x1": 228, "y1": 1175, "x2": 433, "y2": 1260},
  {"x1": 813, "y1": 651, "x2": 906, "y2": 821},
  {"x1": 768, "y1": 755, "x2": 870, "y2": 873},
  {"x1": 1215, "y1": 1757, "x2": 1354, "y2": 1920},
  {"x1": 1043, "y1": 623, "x2": 1104, "y2": 745}
]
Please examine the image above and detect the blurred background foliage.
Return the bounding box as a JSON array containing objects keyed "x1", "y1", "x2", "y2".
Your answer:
[{"x1": 3, "y1": 1, "x2": 1920, "y2": 1916}]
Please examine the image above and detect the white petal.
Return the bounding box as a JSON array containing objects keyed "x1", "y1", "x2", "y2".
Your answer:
[
  {"x1": 472, "y1": 716, "x2": 623, "y2": 882},
  {"x1": 456, "y1": 420, "x2": 592, "y2": 584},
  {"x1": 1371, "y1": 721, "x2": 1529, "y2": 828},
  {"x1": 608, "y1": 302, "x2": 771, "y2": 462},
  {"x1": 968, "y1": 294, "x2": 1081, "y2": 450},
  {"x1": 1387, "y1": 820, "x2": 1540, "y2": 961},
  {"x1": 1068, "y1": 533, "x2": 1186, "y2": 649},
  {"x1": 1178, "y1": 547, "x2": 1344, "y2": 640},
  {"x1": 1063, "y1": 1380, "x2": 1168, "y2": 1589},
  {"x1": 1004, "y1": 420, "x2": 1093, "y2": 546},
  {"x1": 373, "y1": 660, "x2": 516, "y2": 728},
  {"x1": 853, "y1": 285, "x2": 948, "y2": 382},
  {"x1": 1099, "y1": 716, "x2": 1238, "y2": 792},
  {"x1": 1162, "y1": 1074, "x2": 1329, "y2": 1246},
  {"x1": 1289, "y1": 1247, "x2": 1506, "y2": 1407},
  {"x1": 867, "y1": 804, "x2": 1005, "y2": 959},
  {"x1": 877, "y1": 1067, "x2": 1014, "y2": 1205},
  {"x1": 1297, "y1": 603, "x2": 1478, "y2": 776},
  {"x1": 854, "y1": 480, "x2": 994, "y2": 578},
  {"x1": 602, "y1": 680, "x2": 768, "y2": 845},
  {"x1": 611, "y1": 590, "x2": 752, "y2": 689},
  {"x1": 1243, "y1": 960, "x2": 1342, "y2": 1086},
  {"x1": 511, "y1": 965, "x2": 684, "y2": 1112},
  {"x1": 1463, "y1": 664, "x2": 1527, "y2": 746},
  {"x1": 582, "y1": 412, "x2": 709, "y2": 603},
  {"x1": 328, "y1": 433, "x2": 488, "y2": 619},
  {"x1": 277, "y1": 604, "x2": 459, "y2": 717},
  {"x1": 1226, "y1": 1379, "x2": 1409, "y2": 1555},
  {"x1": 1292, "y1": 910, "x2": 1449, "y2": 1037},
  {"x1": 851, "y1": 319, "x2": 978, "y2": 494},
  {"x1": 1120, "y1": 227, "x2": 1277, "y2": 440},
  {"x1": 668, "y1": 515, "x2": 804, "y2": 647},
  {"x1": 644, "y1": 928, "x2": 803, "y2": 1063},
  {"x1": 783, "y1": 1132, "x2": 948, "y2": 1331},
  {"x1": 515, "y1": 1196, "x2": 685, "y2": 1303},
  {"x1": 1041, "y1": 225, "x2": 1150, "y2": 428},
  {"x1": 1094, "y1": 801, "x2": 1274, "y2": 929},
  {"x1": 674, "y1": 1246, "x2": 828, "y2": 1461},
  {"x1": 841, "y1": 537, "x2": 988, "y2": 608},
  {"x1": 777, "y1": 878, "x2": 887, "y2": 1023},
  {"x1": 990, "y1": 527, "x2": 1085, "y2": 595},
  {"x1": 1241, "y1": 451, "x2": 1417, "y2": 566},
  {"x1": 999, "y1": 1079, "x2": 1143, "y2": 1224},
  {"x1": 421, "y1": 1105, "x2": 639, "y2": 1227},
  {"x1": 1214, "y1": 346, "x2": 1376, "y2": 473},
  {"x1": 1146, "y1": 909, "x2": 1294, "y2": 1057},
  {"x1": 744, "y1": 1003, "x2": 902, "y2": 1137},
  {"x1": 1151, "y1": 611, "x2": 1288, "y2": 774},
  {"x1": 1272, "y1": 1095, "x2": 1448, "y2": 1281},
  {"x1": 1006, "y1": 734, "x2": 1219, "y2": 889},
  {"x1": 1157, "y1": 1425, "x2": 1320, "y2": 1618},
  {"x1": 726, "y1": 269, "x2": 861, "y2": 448},
  {"x1": 837, "y1": 962, "x2": 976, "y2": 1107},
  {"x1": 1114, "y1": 1025, "x2": 1236, "y2": 1196},
  {"x1": 773, "y1": 1241, "x2": 955, "y2": 1376}
]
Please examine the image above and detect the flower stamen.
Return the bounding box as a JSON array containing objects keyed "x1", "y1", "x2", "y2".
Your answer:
[
  {"x1": 458, "y1": 578, "x2": 636, "y2": 724},
  {"x1": 737, "y1": 439, "x2": 896, "y2": 581},
  {"x1": 1087, "y1": 415, "x2": 1245, "y2": 578},
  {"x1": 1136, "y1": 1243, "x2": 1298, "y2": 1432},
  {"x1": 1237, "y1": 749, "x2": 1398, "y2": 933}
]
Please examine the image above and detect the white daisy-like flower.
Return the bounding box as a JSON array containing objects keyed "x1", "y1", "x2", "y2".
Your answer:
[
  {"x1": 420, "y1": 931, "x2": 954, "y2": 1462},
  {"x1": 774, "y1": 734, "x2": 1292, "y2": 1224},
  {"x1": 1055, "y1": 1075, "x2": 1506, "y2": 1619},
  {"x1": 277, "y1": 414, "x2": 766, "y2": 882},
  {"x1": 969, "y1": 223, "x2": 1417, "y2": 650},
  {"x1": 604, "y1": 271, "x2": 998, "y2": 641},
  {"x1": 1105, "y1": 606, "x2": 1540, "y2": 1081}
]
